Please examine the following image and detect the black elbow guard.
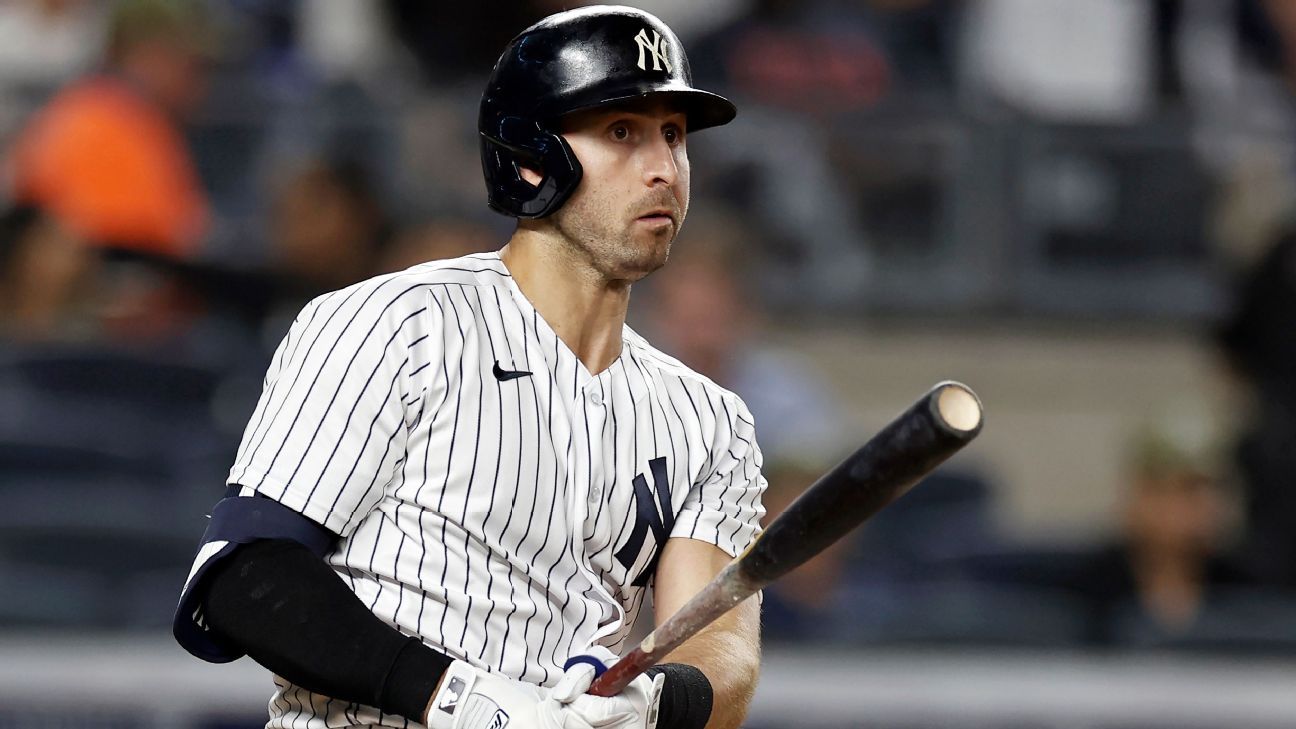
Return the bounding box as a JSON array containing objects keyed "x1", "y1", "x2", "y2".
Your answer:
[
  {"x1": 172, "y1": 487, "x2": 450, "y2": 722},
  {"x1": 174, "y1": 487, "x2": 336, "y2": 663},
  {"x1": 646, "y1": 663, "x2": 713, "y2": 729},
  {"x1": 203, "y1": 539, "x2": 451, "y2": 722}
]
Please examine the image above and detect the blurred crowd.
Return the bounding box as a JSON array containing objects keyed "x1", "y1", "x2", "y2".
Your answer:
[{"x1": 0, "y1": 0, "x2": 1295, "y2": 657}]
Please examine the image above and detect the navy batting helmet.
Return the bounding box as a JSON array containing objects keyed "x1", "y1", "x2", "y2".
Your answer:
[{"x1": 479, "y1": 5, "x2": 736, "y2": 219}]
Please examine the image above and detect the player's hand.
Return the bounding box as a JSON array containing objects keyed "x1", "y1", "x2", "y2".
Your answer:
[
  {"x1": 425, "y1": 659, "x2": 560, "y2": 729},
  {"x1": 548, "y1": 647, "x2": 664, "y2": 729},
  {"x1": 548, "y1": 645, "x2": 619, "y2": 702}
]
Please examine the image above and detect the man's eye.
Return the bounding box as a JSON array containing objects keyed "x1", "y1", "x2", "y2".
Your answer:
[
  {"x1": 664, "y1": 128, "x2": 681, "y2": 145},
  {"x1": 611, "y1": 125, "x2": 630, "y2": 140}
]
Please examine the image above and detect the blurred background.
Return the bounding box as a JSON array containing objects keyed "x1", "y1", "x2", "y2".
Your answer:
[{"x1": 1, "y1": 0, "x2": 1296, "y2": 727}]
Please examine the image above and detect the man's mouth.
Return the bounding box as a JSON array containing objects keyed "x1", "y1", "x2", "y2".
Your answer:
[{"x1": 637, "y1": 209, "x2": 675, "y2": 225}]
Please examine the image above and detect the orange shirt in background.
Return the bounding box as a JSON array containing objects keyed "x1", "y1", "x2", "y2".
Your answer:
[{"x1": 8, "y1": 75, "x2": 208, "y2": 257}]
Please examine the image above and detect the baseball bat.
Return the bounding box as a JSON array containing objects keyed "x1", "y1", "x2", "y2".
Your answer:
[{"x1": 588, "y1": 380, "x2": 984, "y2": 696}]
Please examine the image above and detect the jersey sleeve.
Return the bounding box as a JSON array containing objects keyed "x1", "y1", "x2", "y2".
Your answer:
[
  {"x1": 226, "y1": 278, "x2": 430, "y2": 536},
  {"x1": 673, "y1": 394, "x2": 767, "y2": 558}
]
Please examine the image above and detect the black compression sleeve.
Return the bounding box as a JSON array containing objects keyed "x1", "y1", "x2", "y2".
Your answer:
[
  {"x1": 202, "y1": 539, "x2": 451, "y2": 722},
  {"x1": 645, "y1": 663, "x2": 713, "y2": 729}
]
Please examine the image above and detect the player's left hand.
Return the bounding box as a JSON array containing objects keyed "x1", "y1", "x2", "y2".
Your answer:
[{"x1": 547, "y1": 647, "x2": 664, "y2": 729}]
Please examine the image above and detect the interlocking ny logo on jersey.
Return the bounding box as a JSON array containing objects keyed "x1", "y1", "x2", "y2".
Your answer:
[
  {"x1": 634, "y1": 28, "x2": 672, "y2": 73},
  {"x1": 614, "y1": 457, "x2": 674, "y2": 586}
]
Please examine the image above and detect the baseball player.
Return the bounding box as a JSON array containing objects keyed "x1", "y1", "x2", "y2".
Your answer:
[{"x1": 174, "y1": 7, "x2": 765, "y2": 729}]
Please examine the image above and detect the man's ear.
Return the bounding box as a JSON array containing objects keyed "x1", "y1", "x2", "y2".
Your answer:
[{"x1": 518, "y1": 164, "x2": 543, "y2": 187}]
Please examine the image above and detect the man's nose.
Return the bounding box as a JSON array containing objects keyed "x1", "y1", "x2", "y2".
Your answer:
[{"x1": 640, "y1": 136, "x2": 678, "y2": 187}]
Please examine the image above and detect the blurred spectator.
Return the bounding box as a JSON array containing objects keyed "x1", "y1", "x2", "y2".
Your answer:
[
  {"x1": 391, "y1": 94, "x2": 486, "y2": 217},
  {"x1": 379, "y1": 217, "x2": 497, "y2": 274},
  {"x1": 758, "y1": 461, "x2": 859, "y2": 642},
  {"x1": 691, "y1": 0, "x2": 957, "y2": 114},
  {"x1": 1072, "y1": 423, "x2": 1251, "y2": 644},
  {"x1": 637, "y1": 227, "x2": 867, "y2": 641},
  {"x1": 111, "y1": 158, "x2": 486, "y2": 361},
  {"x1": 960, "y1": 0, "x2": 1296, "y2": 125},
  {"x1": 625, "y1": 0, "x2": 750, "y2": 41},
  {"x1": 230, "y1": 155, "x2": 397, "y2": 346},
  {"x1": 0, "y1": 0, "x2": 217, "y2": 346},
  {"x1": 1211, "y1": 4, "x2": 1296, "y2": 590},
  {"x1": 960, "y1": 0, "x2": 1156, "y2": 121},
  {"x1": 1218, "y1": 224, "x2": 1296, "y2": 587},
  {"x1": 269, "y1": 157, "x2": 391, "y2": 296},
  {"x1": 384, "y1": 0, "x2": 571, "y2": 84},
  {"x1": 296, "y1": 2, "x2": 402, "y2": 90},
  {"x1": 0, "y1": 205, "x2": 96, "y2": 339},
  {"x1": 0, "y1": 0, "x2": 103, "y2": 93},
  {"x1": 5, "y1": 0, "x2": 212, "y2": 258},
  {"x1": 635, "y1": 210, "x2": 848, "y2": 467}
]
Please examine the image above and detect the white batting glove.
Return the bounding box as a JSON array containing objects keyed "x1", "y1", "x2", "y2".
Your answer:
[
  {"x1": 545, "y1": 647, "x2": 664, "y2": 729},
  {"x1": 426, "y1": 659, "x2": 560, "y2": 729},
  {"x1": 549, "y1": 645, "x2": 619, "y2": 702}
]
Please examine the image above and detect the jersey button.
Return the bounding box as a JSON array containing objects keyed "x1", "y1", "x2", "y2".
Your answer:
[
  {"x1": 589, "y1": 390, "x2": 603, "y2": 406},
  {"x1": 590, "y1": 486, "x2": 602, "y2": 501}
]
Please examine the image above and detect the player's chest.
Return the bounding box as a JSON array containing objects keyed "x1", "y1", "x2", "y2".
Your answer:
[
  {"x1": 430, "y1": 347, "x2": 705, "y2": 494},
  {"x1": 416, "y1": 338, "x2": 709, "y2": 563}
]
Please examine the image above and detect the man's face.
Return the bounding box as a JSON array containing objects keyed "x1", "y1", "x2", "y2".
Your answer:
[{"x1": 543, "y1": 98, "x2": 691, "y2": 282}]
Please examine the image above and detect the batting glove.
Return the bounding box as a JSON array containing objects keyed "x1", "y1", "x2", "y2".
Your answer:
[
  {"x1": 547, "y1": 647, "x2": 664, "y2": 729},
  {"x1": 426, "y1": 659, "x2": 560, "y2": 729}
]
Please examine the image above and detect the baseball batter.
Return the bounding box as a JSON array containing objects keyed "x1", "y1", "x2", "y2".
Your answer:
[{"x1": 175, "y1": 7, "x2": 765, "y2": 729}]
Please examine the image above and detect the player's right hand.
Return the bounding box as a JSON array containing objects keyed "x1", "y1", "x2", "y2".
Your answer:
[
  {"x1": 425, "y1": 659, "x2": 560, "y2": 729},
  {"x1": 546, "y1": 647, "x2": 663, "y2": 729}
]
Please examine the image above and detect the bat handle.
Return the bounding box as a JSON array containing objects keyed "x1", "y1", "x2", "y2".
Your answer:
[
  {"x1": 587, "y1": 648, "x2": 654, "y2": 696},
  {"x1": 587, "y1": 561, "x2": 755, "y2": 696}
]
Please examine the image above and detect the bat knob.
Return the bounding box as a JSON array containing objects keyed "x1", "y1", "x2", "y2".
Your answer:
[{"x1": 933, "y1": 381, "x2": 983, "y2": 436}]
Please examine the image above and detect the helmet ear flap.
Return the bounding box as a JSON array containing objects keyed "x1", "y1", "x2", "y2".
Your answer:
[{"x1": 481, "y1": 116, "x2": 583, "y2": 219}]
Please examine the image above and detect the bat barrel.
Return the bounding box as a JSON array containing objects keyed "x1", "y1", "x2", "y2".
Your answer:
[{"x1": 739, "y1": 381, "x2": 982, "y2": 586}]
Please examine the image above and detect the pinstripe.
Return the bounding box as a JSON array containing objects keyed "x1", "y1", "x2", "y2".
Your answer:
[
  {"x1": 622, "y1": 348, "x2": 670, "y2": 633},
  {"x1": 510, "y1": 305, "x2": 550, "y2": 683},
  {"x1": 712, "y1": 397, "x2": 740, "y2": 534},
  {"x1": 617, "y1": 363, "x2": 647, "y2": 550},
  {"x1": 485, "y1": 287, "x2": 528, "y2": 673},
  {"x1": 589, "y1": 378, "x2": 611, "y2": 541},
  {"x1": 682, "y1": 380, "x2": 713, "y2": 540},
  {"x1": 240, "y1": 298, "x2": 325, "y2": 473},
  {"x1": 208, "y1": 253, "x2": 765, "y2": 727},
  {"x1": 389, "y1": 486, "x2": 415, "y2": 627},
  {"x1": 545, "y1": 331, "x2": 587, "y2": 675},
  {"x1": 451, "y1": 284, "x2": 487, "y2": 657},
  {"x1": 242, "y1": 281, "x2": 376, "y2": 494},
  {"x1": 410, "y1": 288, "x2": 447, "y2": 639},
  {"x1": 328, "y1": 359, "x2": 409, "y2": 532},
  {"x1": 607, "y1": 412, "x2": 639, "y2": 563},
  {"x1": 468, "y1": 285, "x2": 508, "y2": 665},
  {"x1": 428, "y1": 284, "x2": 466, "y2": 648},
  {"x1": 599, "y1": 374, "x2": 620, "y2": 552},
  {"x1": 278, "y1": 290, "x2": 424, "y2": 504},
  {"x1": 441, "y1": 285, "x2": 482, "y2": 651},
  {"x1": 528, "y1": 309, "x2": 564, "y2": 685},
  {"x1": 489, "y1": 291, "x2": 541, "y2": 679}
]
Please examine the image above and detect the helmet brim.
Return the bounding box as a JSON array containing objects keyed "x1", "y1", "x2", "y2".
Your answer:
[{"x1": 546, "y1": 86, "x2": 737, "y2": 132}]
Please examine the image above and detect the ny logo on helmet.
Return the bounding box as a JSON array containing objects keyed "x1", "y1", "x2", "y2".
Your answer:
[{"x1": 634, "y1": 28, "x2": 673, "y2": 73}]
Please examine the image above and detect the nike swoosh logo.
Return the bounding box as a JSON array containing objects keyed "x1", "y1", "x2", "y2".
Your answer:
[{"x1": 493, "y1": 361, "x2": 532, "y2": 381}]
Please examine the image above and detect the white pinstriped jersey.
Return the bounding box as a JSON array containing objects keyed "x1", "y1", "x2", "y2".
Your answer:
[{"x1": 209, "y1": 251, "x2": 766, "y2": 727}]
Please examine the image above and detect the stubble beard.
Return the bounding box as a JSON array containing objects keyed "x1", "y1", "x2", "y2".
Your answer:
[{"x1": 550, "y1": 191, "x2": 681, "y2": 283}]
